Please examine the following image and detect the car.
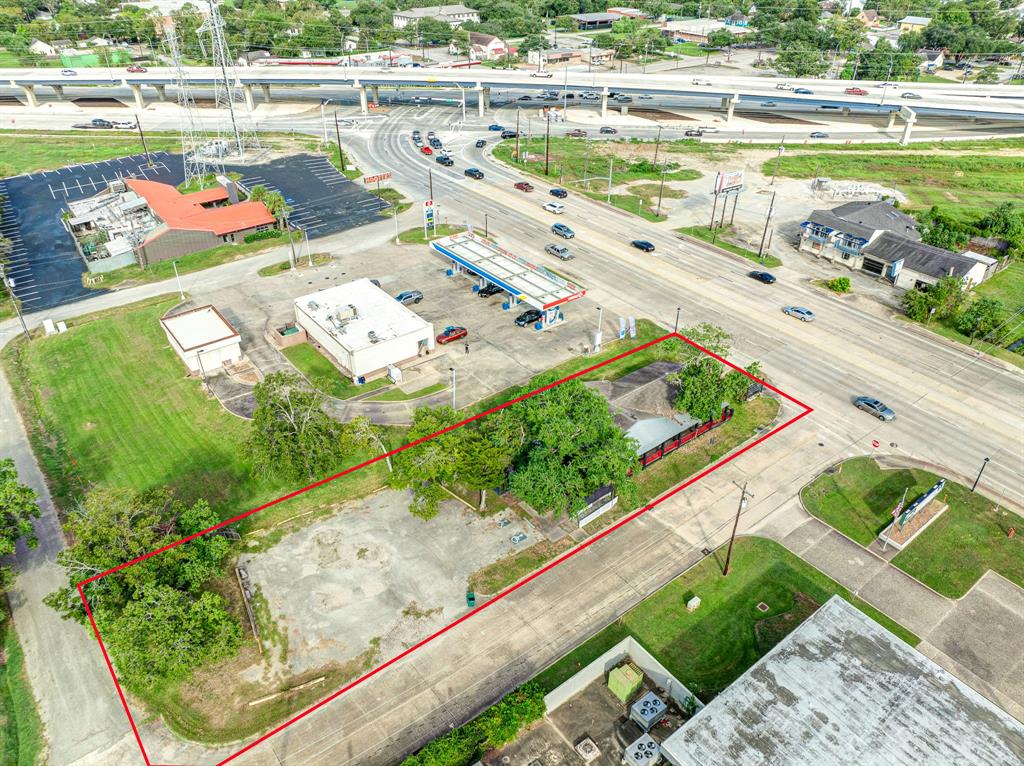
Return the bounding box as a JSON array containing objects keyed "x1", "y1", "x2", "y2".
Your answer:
[
  {"x1": 775, "y1": 82, "x2": 793, "y2": 90},
  {"x1": 464, "y1": 167, "x2": 484, "y2": 179},
  {"x1": 413, "y1": 136, "x2": 423, "y2": 146},
  {"x1": 500, "y1": 130, "x2": 518, "y2": 139},
  {"x1": 436, "y1": 155, "x2": 454, "y2": 166},
  {"x1": 544, "y1": 243, "x2": 573, "y2": 260},
  {"x1": 91, "y1": 118, "x2": 113, "y2": 128},
  {"x1": 510, "y1": 532, "x2": 528, "y2": 544},
  {"x1": 420, "y1": 146, "x2": 433, "y2": 155},
  {"x1": 854, "y1": 396, "x2": 896, "y2": 422},
  {"x1": 518, "y1": 95, "x2": 532, "y2": 101},
  {"x1": 72, "y1": 122, "x2": 109, "y2": 129},
  {"x1": 879, "y1": 81, "x2": 899, "y2": 89},
  {"x1": 543, "y1": 201, "x2": 565, "y2": 214},
  {"x1": 475, "y1": 139, "x2": 486, "y2": 148},
  {"x1": 760, "y1": 101, "x2": 777, "y2": 107},
  {"x1": 436, "y1": 325, "x2": 468, "y2": 344},
  {"x1": 639, "y1": 94, "x2": 653, "y2": 99},
  {"x1": 809, "y1": 131, "x2": 829, "y2": 138},
  {"x1": 549, "y1": 188, "x2": 568, "y2": 198},
  {"x1": 631, "y1": 240, "x2": 656, "y2": 252},
  {"x1": 692, "y1": 78, "x2": 712, "y2": 86},
  {"x1": 530, "y1": 70, "x2": 553, "y2": 78},
  {"x1": 684, "y1": 129, "x2": 704, "y2": 137},
  {"x1": 599, "y1": 126, "x2": 617, "y2": 134},
  {"x1": 395, "y1": 290, "x2": 423, "y2": 305},
  {"x1": 844, "y1": 87, "x2": 868, "y2": 95},
  {"x1": 429, "y1": 138, "x2": 442, "y2": 148},
  {"x1": 783, "y1": 306, "x2": 815, "y2": 322},
  {"x1": 901, "y1": 92, "x2": 923, "y2": 100},
  {"x1": 478, "y1": 283, "x2": 503, "y2": 297},
  {"x1": 794, "y1": 87, "x2": 814, "y2": 95},
  {"x1": 112, "y1": 120, "x2": 137, "y2": 130},
  {"x1": 581, "y1": 92, "x2": 600, "y2": 100},
  {"x1": 412, "y1": 130, "x2": 421, "y2": 140},
  {"x1": 698, "y1": 125, "x2": 719, "y2": 133},
  {"x1": 566, "y1": 128, "x2": 587, "y2": 138},
  {"x1": 126, "y1": 65, "x2": 147, "y2": 73},
  {"x1": 614, "y1": 95, "x2": 632, "y2": 103},
  {"x1": 551, "y1": 222, "x2": 574, "y2": 239},
  {"x1": 427, "y1": 131, "x2": 436, "y2": 139},
  {"x1": 748, "y1": 270, "x2": 776, "y2": 284},
  {"x1": 514, "y1": 181, "x2": 534, "y2": 192},
  {"x1": 487, "y1": 124, "x2": 503, "y2": 131},
  {"x1": 60, "y1": 68, "x2": 76, "y2": 76},
  {"x1": 819, "y1": 105, "x2": 840, "y2": 110},
  {"x1": 515, "y1": 309, "x2": 544, "y2": 327}
]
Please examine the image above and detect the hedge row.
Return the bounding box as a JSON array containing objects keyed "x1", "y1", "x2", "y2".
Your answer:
[{"x1": 242, "y1": 229, "x2": 284, "y2": 244}]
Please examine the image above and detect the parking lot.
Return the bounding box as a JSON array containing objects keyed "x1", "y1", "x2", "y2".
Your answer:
[{"x1": 0, "y1": 150, "x2": 385, "y2": 311}]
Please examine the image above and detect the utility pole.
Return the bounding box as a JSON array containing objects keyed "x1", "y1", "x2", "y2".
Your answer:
[
  {"x1": 723, "y1": 482, "x2": 753, "y2": 576},
  {"x1": 674, "y1": 307, "x2": 681, "y2": 333},
  {"x1": 171, "y1": 260, "x2": 185, "y2": 299},
  {"x1": 484, "y1": 212, "x2": 489, "y2": 238},
  {"x1": 757, "y1": 191, "x2": 776, "y2": 260},
  {"x1": 449, "y1": 367, "x2": 456, "y2": 410},
  {"x1": 286, "y1": 224, "x2": 297, "y2": 270},
  {"x1": 334, "y1": 113, "x2": 346, "y2": 173},
  {"x1": 606, "y1": 158, "x2": 613, "y2": 204},
  {"x1": 656, "y1": 167, "x2": 668, "y2": 217},
  {"x1": 0, "y1": 264, "x2": 30, "y2": 341},
  {"x1": 709, "y1": 192, "x2": 718, "y2": 230},
  {"x1": 769, "y1": 137, "x2": 786, "y2": 186},
  {"x1": 515, "y1": 109, "x2": 521, "y2": 161},
  {"x1": 136, "y1": 114, "x2": 151, "y2": 166},
  {"x1": 428, "y1": 167, "x2": 434, "y2": 201},
  {"x1": 971, "y1": 457, "x2": 991, "y2": 492},
  {"x1": 544, "y1": 112, "x2": 551, "y2": 175},
  {"x1": 653, "y1": 125, "x2": 663, "y2": 166}
]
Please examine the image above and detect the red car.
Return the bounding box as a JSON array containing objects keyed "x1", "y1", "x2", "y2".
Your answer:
[
  {"x1": 566, "y1": 129, "x2": 588, "y2": 138},
  {"x1": 126, "y1": 65, "x2": 147, "y2": 73},
  {"x1": 514, "y1": 181, "x2": 534, "y2": 192},
  {"x1": 436, "y1": 325, "x2": 468, "y2": 344},
  {"x1": 420, "y1": 146, "x2": 433, "y2": 155},
  {"x1": 844, "y1": 87, "x2": 868, "y2": 96}
]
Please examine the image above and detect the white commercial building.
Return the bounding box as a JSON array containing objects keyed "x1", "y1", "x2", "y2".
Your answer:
[
  {"x1": 293, "y1": 279, "x2": 435, "y2": 382},
  {"x1": 160, "y1": 304, "x2": 242, "y2": 375}
]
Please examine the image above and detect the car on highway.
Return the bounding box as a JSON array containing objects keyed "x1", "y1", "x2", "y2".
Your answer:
[
  {"x1": 126, "y1": 65, "x2": 147, "y2": 73},
  {"x1": 599, "y1": 126, "x2": 618, "y2": 134},
  {"x1": 112, "y1": 120, "x2": 137, "y2": 130},
  {"x1": 566, "y1": 128, "x2": 587, "y2": 138},
  {"x1": 749, "y1": 270, "x2": 776, "y2": 284},
  {"x1": 464, "y1": 167, "x2": 484, "y2": 179},
  {"x1": 775, "y1": 82, "x2": 793, "y2": 90},
  {"x1": 549, "y1": 188, "x2": 568, "y2": 198},
  {"x1": 519, "y1": 95, "x2": 533, "y2": 101},
  {"x1": 639, "y1": 94, "x2": 653, "y2": 100},
  {"x1": 854, "y1": 396, "x2": 895, "y2": 422},
  {"x1": 91, "y1": 118, "x2": 114, "y2": 128},
  {"x1": 809, "y1": 131, "x2": 829, "y2": 138},
  {"x1": 475, "y1": 139, "x2": 486, "y2": 148},
  {"x1": 436, "y1": 155, "x2": 454, "y2": 166},
  {"x1": 530, "y1": 70, "x2": 553, "y2": 78},
  {"x1": 879, "y1": 81, "x2": 899, "y2": 89},
  {"x1": 61, "y1": 68, "x2": 77, "y2": 76},
  {"x1": 72, "y1": 122, "x2": 111, "y2": 129},
  {"x1": 500, "y1": 130, "x2": 518, "y2": 138},
  {"x1": 684, "y1": 129, "x2": 704, "y2": 137},
  {"x1": 698, "y1": 125, "x2": 719, "y2": 133},
  {"x1": 478, "y1": 282, "x2": 503, "y2": 297},
  {"x1": 844, "y1": 87, "x2": 869, "y2": 95},
  {"x1": 395, "y1": 290, "x2": 423, "y2": 305},
  {"x1": 429, "y1": 137, "x2": 442, "y2": 147},
  {"x1": 427, "y1": 131, "x2": 435, "y2": 138},
  {"x1": 614, "y1": 95, "x2": 632, "y2": 103},
  {"x1": 551, "y1": 222, "x2": 574, "y2": 239},
  {"x1": 794, "y1": 87, "x2": 814, "y2": 95},
  {"x1": 692, "y1": 78, "x2": 712, "y2": 86},
  {"x1": 420, "y1": 146, "x2": 433, "y2": 155},
  {"x1": 783, "y1": 306, "x2": 815, "y2": 322},
  {"x1": 543, "y1": 201, "x2": 565, "y2": 214},
  {"x1": 581, "y1": 92, "x2": 600, "y2": 100},
  {"x1": 760, "y1": 101, "x2": 777, "y2": 107},
  {"x1": 412, "y1": 130, "x2": 421, "y2": 141},
  {"x1": 514, "y1": 181, "x2": 534, "y2": 192},
  {"x1": 488, "y1": 124, "x2": 503, "y2": 131},
  {"x1": 630, "y1": 239, "x2": 655, "y2": 252},
  {"x1": 515, "y1": 309, "x2": 544, "y2": 327},
  {"x1": 436, "y1": 325, "x2": 468, "y2": 344},
  {"x1": 901, "y1": 92, "x2": 923, "y2": 100},
  {"x1": 544, "y1": 243, "x2": 573, "y2": 260}
]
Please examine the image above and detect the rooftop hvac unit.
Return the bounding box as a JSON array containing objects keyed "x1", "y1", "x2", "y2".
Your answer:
[
  {"x1": 630, "y1": 691, "x2": 667, "y2": 732},
  {"x1": 306, "y1": 300, "x2": 321, "y2": 312},
  {"x1": 575, "y1": 737, "x2": 601, "y2": 763},
  {"x1": 109, "y1": 180, "x2": 126, "y2": 193},
  {"x1": 623, "y1": 734, "x2": 660, "y2": 764},
  {"x1": 334, "y1": 304, "x2": 357, "y2": 323},
  {"x1": 367, "y1": 330, "x2": 381, "y2": 344}
]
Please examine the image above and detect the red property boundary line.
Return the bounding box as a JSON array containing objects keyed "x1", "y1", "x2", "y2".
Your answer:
[{"x1": 77, "y1": 331, "x2": 813, "y2": 766}]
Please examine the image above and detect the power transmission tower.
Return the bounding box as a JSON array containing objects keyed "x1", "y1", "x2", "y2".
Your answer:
[
  {"x1": 166, "y1": 23, "x2": 217, "y2": 188},
  {"x1": 198, "y1": 0, "x2": 260, "y2": 162}
]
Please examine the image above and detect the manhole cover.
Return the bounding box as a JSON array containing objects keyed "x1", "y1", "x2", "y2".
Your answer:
[{"x1": 756, "y1": 602, "x2": 770, "y2": 613}]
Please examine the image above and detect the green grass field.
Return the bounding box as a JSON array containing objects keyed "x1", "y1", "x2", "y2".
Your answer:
[
  {"x1": 0, "y1": 614, "x2": 45, "y2": 766},
  {"x1": 532, "y1": 536, "x2": 917, "y2": 700},
  {"x1": 677, "y1": 225, "x2": 783, "y2": 268},
  {"x1": 0, "y1": 133, "x2": 182, "y2": 177},
  {"x1": 802, "y1": 457, "x2": 1024, "y2": 598},
  {"x1": 1, "y1": 296, "x2": 390, "y2": 530},
  {"x1": 281, "y1": 343, "x2": 390, "y2": 399},
  {"x1": 976, "y1": 261, "x2": 1024, "y2": 311}
]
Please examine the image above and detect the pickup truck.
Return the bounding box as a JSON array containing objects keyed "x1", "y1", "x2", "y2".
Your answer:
[{"x1": 566, "y1": 129, "x2": 587, "y2": 138}]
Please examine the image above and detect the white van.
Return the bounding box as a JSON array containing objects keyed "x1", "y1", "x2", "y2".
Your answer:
[{"x1": 543, "y1": 202, "x2": 565, "y2": 214}]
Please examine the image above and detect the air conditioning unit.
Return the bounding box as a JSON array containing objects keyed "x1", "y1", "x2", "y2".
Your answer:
[
  {"x1": 334, "y1": 304, "x2": 357, "y2": 323},
  {"x1": 367, "y1": 330, "x2": 380, "y2": 344},
  {"x1": 623, "y1": 734, "x2": 660, "y2": 764},
  {"x1": 575, "y1": 737, "x2": 600, "y2": 763}
]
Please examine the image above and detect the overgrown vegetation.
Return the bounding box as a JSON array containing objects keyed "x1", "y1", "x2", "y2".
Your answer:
[
  {"x1": 826, "y1": 276, "x2": 852, "y2": 293},
  {"x1": 677, "y1": 225, "x2": 783, "y2": 268},
  {"x1": 0, "y1": 607, "x2": 44, "y2": 766}
]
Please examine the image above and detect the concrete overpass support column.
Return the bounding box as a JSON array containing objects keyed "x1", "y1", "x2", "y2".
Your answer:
[
  {"x1": 620, "y1": 104, "x2": 629, "y2": 115},
  {"x1": 260, "y1": 84, "x2": 271, "y2": 103},
  {"x1": 370, "y1": 85, "x2": 379, "y2": 104},
  {"x1": 887, "y1": 111, "x2": 897, "y2": 131},
  {"x1": 357, "y1": 84, "x2": 368, "y2": 115},
  {"x1": 51, "y1": 84, "x2": 64, "y2": 100},
  {"x1": 475, "y1": 85, "x2": 485, "y2": 117},
  {"x1": 900, "y1": 115, "x2": 916, "y2": 146},
  {"x1": 482, "y1": 87, "x2": 490, "y2": 109},
  {"x1": 153, "y1": 84, "x2": 166, "y2": 101},
  {"x1": 722, "y1": 95, "x2": 737, "y2": 122},
  {"x1": 129, "y1": 83, "x2": 145, "y2": 110},
  {"x1": 20, "y1": 84, "x2": 38, "y2": 107},
  {"x1": 600, "y1": 88, "x2": 608, "y2": 118},
  {"x1": 242, "y1": 84, "x2": 255, "y2": 112}
]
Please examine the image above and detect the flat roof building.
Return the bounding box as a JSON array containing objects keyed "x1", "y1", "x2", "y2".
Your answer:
[
  {"x1": 160, "y1": 304, "x2": 242, "y2": 375},
  {"x1": 660, "y1": 597, "x2": 1024, "y2": 766},
  {"x1": 293, "y1": 279, "x2": 434, "y2": 383},
  {"x1": 569, "y1": 12, "x2": 622, "y2": 29},
  {"x1": 392, "y1": 4, "x2": 479, "y2": 29}
]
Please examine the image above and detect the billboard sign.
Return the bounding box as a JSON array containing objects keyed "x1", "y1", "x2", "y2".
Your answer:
[
  {"x1": 363, "y1": 172, "x2": 392, "y2": 184},
  {"x1": 714, "y1": 169, "x2": 744, "y2": 195}
]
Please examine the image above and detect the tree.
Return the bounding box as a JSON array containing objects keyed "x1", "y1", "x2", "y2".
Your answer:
[
  {"x1": 247, "y1": 371, "x2": 350, "y2": 482},
  {"x1": 901, "y1": 287, "x2": 933, "y2": 321},
  {"x1": 0, "y1": 458, "x2": 40, "y2": 588},
  {"x1": 774, "y1": 45, "x2": 829, "y2": 77},
  {"x1": 974, "y1": 64, "x2": 1000, "y2": 83},
  {"x1": 457, "y1": 430, "x2": 509, "y2": 511},
  {"x1": 247, "y1": 185, "x2": 291, "y2": 221},
  {"x1": 976, "y1": 201, "x2": 1024, "y2": 244},
  {"x1": 671, "y1": 358, "x2": 761, "y2": 422},
  {"x1": 347, "y1": 416, "x2": 393, "y2": 473},
  {"x1": 390, "y1": 405, "x2": 463, "y2": 519},
  {"x1": 930, "y1": 275, "x2": 967, "y2": 319},
  {"x1": 706, "y1": 29, "x2": 735, "y2": 49},
  {"x1": 655, "y1": 323, "x2": 732, "y2": 367},
  {"x1": 519, "y1": 33, "x2": 548, "y2": 54},
  {"x1": 955, "y1": 297, "x2": 1004, "y2": 342},
  {"x1": 415, "y1": 16, "x2": 456, "y2": 45}
]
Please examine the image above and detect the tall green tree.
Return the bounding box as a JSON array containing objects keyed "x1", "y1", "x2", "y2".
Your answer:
[
  {"x1": 390, "y1": 405, "x2": 463, "y2": 519},
  {"x1": 0, "y1": 458, "x2": 40, "y2": 588},
  {"x1": 955, "y1": 297, "x2": 1005, "y2": 342}
]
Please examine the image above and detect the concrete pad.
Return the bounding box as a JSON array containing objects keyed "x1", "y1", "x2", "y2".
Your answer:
[
  {"x1": 798, "y1": 529, "x2": 887, "y2": 593},
  {"x1": 857, "y1": 567, "x2": 954, "y2": 637},
  {"x1": 777, "y1": 516, "x2": 832, "y2": 557}
]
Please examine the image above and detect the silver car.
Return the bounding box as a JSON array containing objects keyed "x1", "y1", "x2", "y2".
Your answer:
[
  {"x1": 783, "y1": 306, "x2": 815, "y2": 322},
  {"x1": 544, "y1": 243, "x2": 574, "y2": 260},
  {"x1": 854, "y1": 396, "x2": 895, "y2": 421}
]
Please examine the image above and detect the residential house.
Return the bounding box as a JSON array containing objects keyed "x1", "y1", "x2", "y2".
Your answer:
[
  {"x1": 856, "y1": 9, "x2": 882, "y2": 27},
  {"x1": 391, "y1": 4, "x2": 479, "y2": 29},
  {"x1": 236, "y1": 50, "x2": 271, "y2": 66},
  {"x1": 799, "y1": 200, "x2": 991, "y2": 288},
  {"x1": 606, "y1": 6, "x2": 650, "y2": 18},
  {"x1": 918, "y1": 48, "x2": 945, "y2": 70},
  {"x1": 725, "y1": 12, "x2": 750, "y2": 26},
  {"x1": 898, "y1": 15, "x2": 932, "y2": 33},
  {"x1": 87, "y1": 36, "x2": 112, "y2": 47},
  {"x1": 448, "y1": 31, "x2": 508, "y2": 61},
  {"x1": 584, "y1": 47, "x2": 614, "y2": 66},
  {"x1": 28, "y1": 39, "x2": 58, "y2": 57}
]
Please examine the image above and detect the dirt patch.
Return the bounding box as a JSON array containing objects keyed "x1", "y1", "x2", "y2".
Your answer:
[
  {"x1": 630, "y1": 108, "x2": 695, "y2": 122},
  {"x1": 753, "y1": 592, "x2": 820, "y2": 654}
]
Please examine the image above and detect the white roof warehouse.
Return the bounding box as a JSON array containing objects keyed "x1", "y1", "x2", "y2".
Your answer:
[{"x1": 293, "y1": 279, "x2": 435, "y2": 383}]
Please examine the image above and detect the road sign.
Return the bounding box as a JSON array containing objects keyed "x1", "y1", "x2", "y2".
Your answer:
[{"x1": 363, "y1": 172, "x2": 392, "y2": 184}]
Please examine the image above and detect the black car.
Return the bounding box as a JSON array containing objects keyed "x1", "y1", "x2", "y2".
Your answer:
[
  {"x1": 478, "y1": 283, "x2": 503, "y2": 297},
  {"x1": 475, "y1": 139, "x2": 486, "y2": 148},
  {"x1": 429, "y1": 138, "x2": 442, "y2": 149},
  {"x1": 631, "y1": 240, "x2": 656, "y2": 252},
  {"x1": 749, "y1": 271, "x2": 776, "y2": 284},
  {"x1": 436, "y1": 155, "x2": 454, "y2": 166},
  {"x1": 500, "y1": 130, "x2": 518, "y2": 139},
  {"x1": 599, "y1": 126, "x2": 617, "y2": 134},
  {"x1": 464, "y1": 167, "x2": 484, "y2": 179},
  {"x1": 515, "y1": 308, "x2": 544, "y2": 327},
  {"x1": 684, "y1": 129, "x2": 703, "y2": 137},
  {"x1": 91, "y1": 118, "x2": 113, "y2": 128},
  {"x1": 549, "y1": 188, "x2": 568, "y2": 198}
]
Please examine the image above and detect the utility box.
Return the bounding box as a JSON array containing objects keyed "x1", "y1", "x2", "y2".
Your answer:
[
  {"x1": 623, "y1": 734, "x2": 661, "y2": 764},
  {"x1": 608, "y1": 663, "x2": 643, "y2": 703},
  {"x1": 687, "y1": 596, "x2": 701, "y2": 613},
  {"x1": 630, "y1": 691, "x2": 667, "y2": 732}
]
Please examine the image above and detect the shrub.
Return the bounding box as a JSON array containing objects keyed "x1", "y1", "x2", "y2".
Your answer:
[
  {"x1": 826, "y1": 276, "x2": 851, "y2": 293},
  {"x1": 243, "y1": 229, "x2": 283, "y2": 244}
]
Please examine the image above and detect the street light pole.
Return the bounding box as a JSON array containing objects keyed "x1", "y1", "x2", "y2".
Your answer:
[
  {"x1": 449, "y1": 367, "x2": 456, "y2": 410},
  {"x1": 674, "y1": 307, "x2": 681, "y2": 333},
  {"x1": 723, "y1": 482, "x2": 753, "y2": 576},
  {"x1": 757, "y1": 191, "x2": 776, "y2": 260},
  {"x1": 656, "y1": 167, "x2": 668, "y2": 217},
  {"x1": 653, "y1": 125, "x2": 663, "y2": 165},
  {"x1": 971, "y1": 457, "x2": 991, "y2": 492},
  {"x1": 484, "y1": 212, "x2": 488, "y2": 238},
  {"x1": 172, "y1": 260, "x2": 185, "y2": 299},
  {"x1": 0, "y1": 265, "x2": 30, "y2": 341}
]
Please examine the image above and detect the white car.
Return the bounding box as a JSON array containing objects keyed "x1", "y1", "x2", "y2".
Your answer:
[
  {"x1": 543, "y1": 202, "x2": 565, "y2": 214},
  {"x1": 112, "y1": 120, "x2": 137, "y2": 130},
  {"x1": 698, "y1": 125, "x2": 719, "y2": 133},
  {"x1": 775, "y1": 82, "x2": 793, "y2": 90},
  {"x1": 530, "y1": 70, "x2": 553, "y2": 78},
  {"x1": 692, "y1": 78, "x2": 712, "y2": 86},
  {"x1": 581, "y1": 92, "x2": 600, "y2": 100},
  {"x1": 880, "y1": 81, "x2": 899, "y2": 88}
]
